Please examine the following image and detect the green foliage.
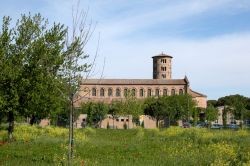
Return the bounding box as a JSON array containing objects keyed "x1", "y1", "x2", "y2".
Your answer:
[
  {"x1": 0, "y1": 14, "x2": 69, "y2": 139},
  {"x1": 205, "y1": 104, "x2": 219, "y2": 126},
  {"x1": 80, "y1": 102, "x2": 109, "y2": 127},
  {"x1": 143, "y1": 94, "x2": 196, "y2": 127},
  {"x1": 217, "y1": 95, "x2": 249, "y2": 123},
  {"x1": 207, "y1": 100, "x2": 217, "y2": 107},
  {"x1": 119, "y1": 93, "x2": 144, "y2": 123}
]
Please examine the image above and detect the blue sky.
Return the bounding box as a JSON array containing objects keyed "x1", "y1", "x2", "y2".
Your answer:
[{"x1": 1, "y1": 0, "x2": 250, "y2": 100}]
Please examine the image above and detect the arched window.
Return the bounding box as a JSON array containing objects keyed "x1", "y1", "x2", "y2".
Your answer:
[
  {"x1": 171, "y1": 89, "x2": 175, "y2": 96},
  {"x1": 179, "y1": 89, "x2": 184, "y2": 95},
  {"x1": 92, "y1": 88, "x2": 96, "y2": 96},
  {"x1": 108, "y1": 88, "x2": 113, "y2": 97},
  {"x1": 131, "y1": 88, "x2": 136, "y2": 97},
  {"x1": 116, "y1": 88, "x2": 121, "y2": 97},
  {"x1": 163, "y1": 89, "x2": 168, "y2": 96},
  {"x1": 124, "y1": 88, "x2": 128, "y2": 97},
  {"x1": 100, "y1": 88, "x2": 105, "y2": 97},
  {"x1": 147, "y1": 89, "x2": 152, "y2": 97},
  {"x1": 139, "y1": 88, "x2": 144, "y2": 97},
  {"x1": 155, "y1": 89, "x2": 160, "y2": 97}
]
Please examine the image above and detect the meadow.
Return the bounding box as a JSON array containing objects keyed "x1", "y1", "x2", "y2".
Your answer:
[{"x1": 0, "y1": 125, "x2": 250, "y2": 166}]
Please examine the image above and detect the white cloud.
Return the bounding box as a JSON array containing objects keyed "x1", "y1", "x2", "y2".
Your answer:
[{"x1": 92, "y1": 0, "x2": 246, "y2": 40}]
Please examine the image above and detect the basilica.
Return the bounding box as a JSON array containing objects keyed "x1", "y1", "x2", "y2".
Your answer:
[{"x1": 75, "y1": 53, "x2": 207, "y2": 109}]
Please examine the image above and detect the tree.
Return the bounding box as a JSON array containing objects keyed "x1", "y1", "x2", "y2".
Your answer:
[
  {"x1": 207, "y1": 100, "x2": 217, "y2": 107},
  {"x1": 81, "y1": 102, "x2": 109, "y2": 127},
  {"x1": 109, "y1": 100, "x2": 123, "y2": 129},
  {"x1": 0, "y1": 14, "x2": 67, "y2": 140},
  {"x1": 120, "y1": 91, "x2": 143, "y2": 128},
  {"x1": 205, "y1": 104, "x2": 218, "y2": 128},
  {"x1": 217, "y1": 95, "x2": 249, "y2": 128},
  {"x1": 143, "y1": 97, "x2": 162, "y2": 127},
  {"x1": 143, "y1": 94, "x2": 196, "y2": 128},
  {"x1": 59, "y1": 2, "x2": 97, "y2": 162},
  {"x1": 0, "y1": 16, "x2": 19, "y2": 140}
]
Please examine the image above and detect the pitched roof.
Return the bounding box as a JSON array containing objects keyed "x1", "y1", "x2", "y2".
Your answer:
[
  {"x1": 81, "y1": 79, "x2": 187, "y2": 85},
  {"x1": 189, "y1": 89, "x2": 207, "y2": 97},
  {"x1": 152, "y1": 53, "x2": 173, "y2": 59}
]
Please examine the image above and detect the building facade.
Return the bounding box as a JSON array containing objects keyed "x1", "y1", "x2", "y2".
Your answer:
[{"x1": 75, "y1": 53, "x2": 207, "y2": 108}]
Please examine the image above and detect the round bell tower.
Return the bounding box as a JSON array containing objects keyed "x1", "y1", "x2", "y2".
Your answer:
[{"x1": 152, "y1": 53, "x2": 172, "y2": 79}]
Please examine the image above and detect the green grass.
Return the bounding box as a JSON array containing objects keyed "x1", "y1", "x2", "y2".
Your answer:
[{"x1": 1, "y1": 126, "x2": 250, "y2": 165}]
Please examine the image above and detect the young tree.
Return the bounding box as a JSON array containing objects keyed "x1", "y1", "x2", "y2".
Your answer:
[
  {"x1": 121, "y1": 91, "x2": 143, "y2": 128},
  {"x1": 109, "y1": 100, "x2": 122, "y2": 129},
  {"x1": 60, "y1": 2, "x2": 97, "y2": 162},
  {"x1": 81, "y1": 102, "x2": 108, "y2": 127},
  {"x1": 205, "y1": 104, "x2": 218, "y2": 128}
]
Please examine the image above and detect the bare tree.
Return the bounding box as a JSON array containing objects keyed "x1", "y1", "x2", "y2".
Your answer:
[{"x1": 61, "y1": 1, "x2": 100, "y2": 164}]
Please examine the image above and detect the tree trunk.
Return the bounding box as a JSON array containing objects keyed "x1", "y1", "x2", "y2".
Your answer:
[
  {"x1": 7, "y1": 111, "x2": 14, "y2": 142},
  {"x1": 99, "y1": 119, "x2": 102, "y2": 128},
  {"x1": 30, "y1": 115, "x2": 36, "y2": 125},
  {"x1": 68, "y1": 97, "x2": 74, "y2": 165},
  {"x1": 222, "y1": 106, "x2": 227, "y2": 127},
  {"x1": 127, "y1": 115, "x2": 129, "y2": 129},
  {"x1": 193, "y1": 110, "x2": 198, "y2": 126},
  {"x1": 156, "y1": 119, "x2": 159, "y2": 128},
  {"x1": 241, "y1": 111, "x2": 244, "y2": 130}
]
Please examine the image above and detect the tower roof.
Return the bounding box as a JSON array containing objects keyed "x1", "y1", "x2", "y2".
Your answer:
[{"x1": 152, "y1": 53, "x2": 173, "y2": 59}]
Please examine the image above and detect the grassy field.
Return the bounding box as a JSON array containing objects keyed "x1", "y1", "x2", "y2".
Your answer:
[{"x1": 1, "y1": 126, "x2": 250, "y2": 166}]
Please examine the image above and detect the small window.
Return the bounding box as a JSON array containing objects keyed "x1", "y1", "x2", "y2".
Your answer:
[
  {"x1": 108, "y1": 88, "x2": 113, "y2": 97},
  {"x1": 116, "y1": 88, "x2": 121, "y2": 97},
  {"x1": 116, "y1": 119, "x2": 119, "y2": 122},
  {"x1": 131, "y1": 89, "x2": 136, "y2": 97},
  {"x1": 124, "y1": 88, "x2": 128, "y2": 97},
  {"x1": 171, "y1": 89, "x2": 175, "y2": 95},
  {"x1": 147, "y1": 89, "x2": 152, "y2": 97},
  {"x1": 162, "y1": 74, "x2": 166, "y2": 78},
  {"x1": 155, "y1": 89, "x2": 160, "y2": 97},
  {"x1": 163, "y1": 89, "x2": 168, "y2": 96},
  {"x1": 121, "y1": 119, "x2": 124, "y2": 122},
  {"x1": 161, "y1": 66, "x2": 167, "y2": 71},
  {"x1": 139, "y1": 89, "x2": 144, "y2": 97},
  {"x1": 82, "y1": 119, "x2": 85, "y2": 122},
  {"x1": 92, "y1": 88, "x2": 96, "y2": 96},
  {"x1": 179, "y1": 89, "x2": 184, "y2": 95},
  {"x1": 100, "y1": 88, "x2": 105, "y2": 97},
  {"x1": 126, "y1": 119, "x2": 129, "y2": 122}
]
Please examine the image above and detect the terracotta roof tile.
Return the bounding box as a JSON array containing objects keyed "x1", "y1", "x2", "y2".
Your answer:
[
  {"x1": 81, "y1": 79, "x2": 186, "y2": 85},
  {"x1": 189, "y1": 89, "x2": 207, "y2": 97}
]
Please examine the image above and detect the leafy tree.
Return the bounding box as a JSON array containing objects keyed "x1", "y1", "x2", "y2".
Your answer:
[
  {"x1": 143, "y1": 94, "x2": 196, "y2": 128},
  {"x1": 217, "y1": 95, "x2": 249, "y2": 127},
  {"x1": 0, "y1": 16, "x2": 19, "y2": 139},
  {"x1": 0, "y1": 14, "x2": 67, "y2": 139},
  {"x1": 80, "y1": 102, "x2": 109, "y2": 127},
  {"x1": 143, "y1": 97, "x2": 161, "y2": 127},
  {"x1": 205, "y1": 104, "x2": 218, "y2": 127},
  {"x1": 109, "y1": 100, "x2": 123, "y2": 129},
  {"x1": 247, "y1": 98, "x2": 250, "y2": 110},
  {"x1": 120, "y1": 91, "x2": 143, "y2": 127},
  {"x1": 207, "y1": 100, "x2": 217, "y2": 107}
]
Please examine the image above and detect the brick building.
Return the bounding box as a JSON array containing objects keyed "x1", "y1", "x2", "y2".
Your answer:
[{"x1": 75, "y1": 53, "x2": 207, "y2": 108}]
